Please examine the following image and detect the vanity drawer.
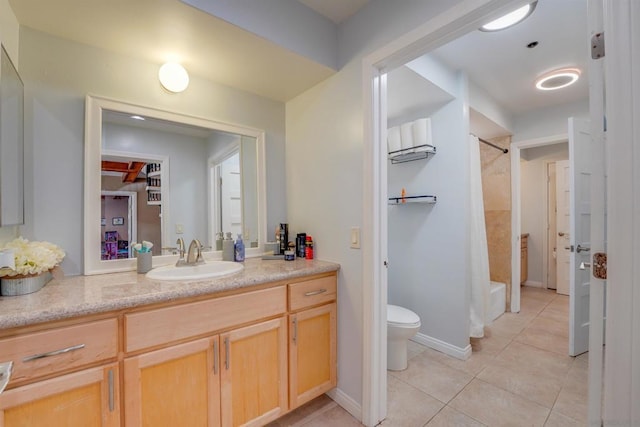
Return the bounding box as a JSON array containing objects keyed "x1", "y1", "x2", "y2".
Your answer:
[
  {"x1": 125, "y1": 285, "x2": 286, "y2": 353},
  {"x1": 0, "y1": 318, "x2": 118, "y2": 385},
  {"x1": 288, "y1": 275, "x2": 337, "y2": 311}
]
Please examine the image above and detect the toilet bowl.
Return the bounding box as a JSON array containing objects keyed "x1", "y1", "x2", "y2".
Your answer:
[{"x1": 387, "y1": 304, "x2": 421, "y2": 371}]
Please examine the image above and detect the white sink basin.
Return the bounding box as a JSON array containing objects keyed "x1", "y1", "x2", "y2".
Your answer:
[{"x1": 146, "y1": 261, "x2": 244, "y2": 281}]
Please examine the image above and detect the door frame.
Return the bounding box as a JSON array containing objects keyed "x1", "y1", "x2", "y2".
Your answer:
[
  {"x1": 510, "y1": 135, "x2": 567, "y2": 310},
  {"x1": 208, "y1": 145, "x2": 241, "y2": 246},
  {"x1": 101, "y1": 190, "x2": 138, "y2": 257},
  {"x1": 362, "y1": 1, "x2": 536, "y2": 424}
]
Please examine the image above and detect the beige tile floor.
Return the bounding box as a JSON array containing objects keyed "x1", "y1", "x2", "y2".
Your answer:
[{"x1": 273, "y1": 286, "x2": 587, "y2": 426}]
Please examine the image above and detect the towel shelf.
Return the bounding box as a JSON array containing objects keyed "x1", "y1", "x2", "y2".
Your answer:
[
  {"x1": 388, "y1": 195, "x2": 437, "y2": 205},
  {"x1": 388, "y1": 144, "x2": 436, "y2": 164}
]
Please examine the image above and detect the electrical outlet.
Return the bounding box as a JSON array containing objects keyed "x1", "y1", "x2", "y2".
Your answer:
[
  {"x1": 176, "y1": 224, "x2": 184, "y2": 234},
  {"x1": 350, "y1": 227, "x2": 360, "y2": 249}
]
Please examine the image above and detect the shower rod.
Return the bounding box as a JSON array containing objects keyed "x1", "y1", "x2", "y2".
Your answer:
[{"x1": 478, "y1": 136, "x2": 509, "y2": 154}]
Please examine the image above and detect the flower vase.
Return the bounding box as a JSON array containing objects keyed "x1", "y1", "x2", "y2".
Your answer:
[{"x1": 0, "y1": 271, "x2": 53, "y2": 296}]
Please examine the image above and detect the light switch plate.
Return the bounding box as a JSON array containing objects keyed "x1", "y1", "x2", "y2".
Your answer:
[
  {"x1": 350, "y1": 227, "x2": 360, "y2": 249},
  {"x1": 176, "y1": 224, "x2": 184, "y2": 234}
]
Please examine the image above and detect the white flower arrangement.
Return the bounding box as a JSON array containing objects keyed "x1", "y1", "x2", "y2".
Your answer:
[{"x1": 0, "y1": 237, "x2": 65, "y2": 278}]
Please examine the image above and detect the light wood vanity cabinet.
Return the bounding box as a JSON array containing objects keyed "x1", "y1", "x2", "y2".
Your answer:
[
  {"x1": 521, "y1": 234, "x2": 529, "y2": 285},
  {"x1": 0, "y1": 319, "x2": 120, "y2": 426},
  {"x1": 0, "y1": 270, "x2": 337, "y2": 427},
  {"x1": 288, "y1": 275, "x2": 337, "y2": 410}
]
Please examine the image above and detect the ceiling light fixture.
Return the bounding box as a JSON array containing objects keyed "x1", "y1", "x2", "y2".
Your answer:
[
  {"x1": 480, "y1": 1, "x2": 537, "y2": 32},
  {"x1": 158, "y1": 62, "x2": 189, "y2": 93},
  {"x1": 535, "y1": 68, "x2": 581, "y2": 91}
]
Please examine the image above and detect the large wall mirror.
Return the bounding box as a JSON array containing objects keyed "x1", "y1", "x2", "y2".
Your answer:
[
  {"x1": 84, "y1": 95, "x2": 267, "y2": 274},
  {"x1": 0, "y1": 45, "x2": 24, "y2": 226}
]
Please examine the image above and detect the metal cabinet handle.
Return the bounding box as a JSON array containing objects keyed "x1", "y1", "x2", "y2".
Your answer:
[
  {"x1": 22, "y1": 344, "x2": 85, "y2": 362},
  {"x1": 0, "y1": 361, "x2": 13, "y2": 394},
  {"x1": 213, "y1": 340, "x2": 219, "y2": 375},
  {"x1": 108, "y1": 368, "x2": 115, "y2": 412},
  {"x1": 292, "y1": 318, "x2": 298, "y2": 344},
  {"x1": 224, "y1": 337, "x2": 230, "y2": 370},
  {"x1": 304, "y1": 289, "x2": 327, "y2": 297}
]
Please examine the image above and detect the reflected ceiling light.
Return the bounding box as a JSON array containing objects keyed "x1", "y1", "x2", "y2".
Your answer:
[
  {"x1": 158, "y1": 62, "x2": 189, "y2": 93},
  {"x1": 535, "y1": 68, "x2": 581, "y2": 91},
  {"x1": 130, "y1": 115, "x2": 145, "y2": 121},
  {"x1": 480, "y1": 1, "x2": 537, "y2": 31}
]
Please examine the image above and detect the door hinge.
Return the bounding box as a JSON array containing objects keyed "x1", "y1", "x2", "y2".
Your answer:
[
  {"x1": 591, "y1": 32, "x2": 605, "y2": 59},
  {"x1": 593, "y1": 252, "x2": 607, "y2": 280}
]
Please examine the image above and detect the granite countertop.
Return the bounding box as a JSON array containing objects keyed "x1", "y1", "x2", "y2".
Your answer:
[{"x1": 0, "y1": 258, "x2": 340, "y2": 330}]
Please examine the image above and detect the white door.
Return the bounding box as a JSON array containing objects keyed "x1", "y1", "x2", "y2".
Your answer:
[
  {"x1": 220, "y1": 153, "x2": 242, "y2": 237},
  {"x1": 555, "y1": 160, "x2": 571, "y2": 296},
  {"x1": 547, "y1": 163, "x2": 558, "y2": 290},
  {"x1": 568, "y1": 118, "x2": 592, "y2": 357}
]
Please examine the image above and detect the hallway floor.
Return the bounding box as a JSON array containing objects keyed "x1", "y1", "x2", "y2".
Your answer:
[{"x1": 269, "y1": 286, "x2": 588, "y2": 426}]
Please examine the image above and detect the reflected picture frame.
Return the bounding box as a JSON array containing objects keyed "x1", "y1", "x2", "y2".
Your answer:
[{"x1": 112, "y1": 217, "x2": 124, "y2": 226}]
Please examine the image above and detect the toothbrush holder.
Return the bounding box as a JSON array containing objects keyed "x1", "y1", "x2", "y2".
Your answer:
[{"x1": 137, "y1": 251, "x2": 152, "y2": 274}]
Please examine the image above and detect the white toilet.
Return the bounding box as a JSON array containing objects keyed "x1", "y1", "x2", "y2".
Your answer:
[{"x1": 387, "y1": 304, "x2": 421, "y2": 371}]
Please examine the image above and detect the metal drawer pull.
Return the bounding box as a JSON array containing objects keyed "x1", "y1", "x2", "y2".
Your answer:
[
  {"x1": 292, "y1": 318, "x2": 298, "y2": 344},
  {"x1": 304, "y1": 289, "x2": 327, "y2": 297},
  {"x1": 108, "y1": 369, "x2": 115, "y2": 412},
  {"x1": 0, "y1": 361, "x2": 13, "y2": 394},
  {"x1": 213, "y1": 340, "x2": 219, "y2": 375},
  {"x1": 22, "y1": 344, "x2": 86, "y2": 362},
  {"x1": 224, "y1": 337, "x2": 230, "y2": 370}
]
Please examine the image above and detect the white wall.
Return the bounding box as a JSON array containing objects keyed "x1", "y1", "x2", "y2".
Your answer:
[
  {"x1": 286, "y1": 0, "x2": 466, "y2": 410},
  {"x1": 520, "y1": 143, "x2": 568, "y2": 285},
  {"x1": 0, "y1": 0, "x2": 20, "y2": 244},
  {"x1": 512, "y1": 99, "x2": 589, "y2": 142},
  {"x1": 387, "y1": 88, "x2": 471, "y2": 350},
  {"x1": 19, "y1": 27, "x2": 287, "y2": 275}
]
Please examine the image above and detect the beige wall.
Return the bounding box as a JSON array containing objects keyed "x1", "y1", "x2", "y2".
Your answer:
[{"x1": 480, "y1": 136, "x2": 511, "y2": 307}]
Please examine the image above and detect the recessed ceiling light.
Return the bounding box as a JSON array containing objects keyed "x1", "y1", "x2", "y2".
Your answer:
[
  {"x1": 130, "y1": 115, "x2": 145, "y2": 121},
  {"x1": 480, "y1": 1, "x2": 537, "y2": 32},
  {"x1": 535, "y1": 68, "x2": 581, "y2": 91}
]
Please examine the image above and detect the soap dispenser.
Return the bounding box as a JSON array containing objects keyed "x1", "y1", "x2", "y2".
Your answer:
[
  {"x1": 222, "y1": 232, "x2": 234, "y2": 261},
  {"x1": 234, "y1": 234, "x2": 245, "y2": 262}
]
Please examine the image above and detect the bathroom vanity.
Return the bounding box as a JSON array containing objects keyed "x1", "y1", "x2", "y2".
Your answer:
[{"x1": 0, "y1": 258, "x2": 338, "y2": 426}]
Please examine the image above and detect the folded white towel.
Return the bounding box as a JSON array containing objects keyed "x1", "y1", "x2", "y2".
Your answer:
[
  {"x1": 387, "y1": 126, "x2": 402, "y2": 154},
  {"x1": 400, "y1": 122, "x2": 414, "y2": 153},
  {"x1": 412, "y1": 118, "x2": 432, "y2": 152}
]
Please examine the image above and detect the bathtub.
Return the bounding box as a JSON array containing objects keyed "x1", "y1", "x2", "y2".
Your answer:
[{"x1": 489, "y1": 281, "x2": 506, "y2": 321}]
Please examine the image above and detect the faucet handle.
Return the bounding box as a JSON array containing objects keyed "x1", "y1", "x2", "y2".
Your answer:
[
  {"x1": 194, "y1": 239, "x2": 204, "y2": 263},
  {"x1": 175, "y1": 238, "x2": 186, "y2": 266}
]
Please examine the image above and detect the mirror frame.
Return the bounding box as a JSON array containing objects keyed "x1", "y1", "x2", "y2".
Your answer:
[{"x1": 84, "y1": 95, "x2": 267, "y2": 275}]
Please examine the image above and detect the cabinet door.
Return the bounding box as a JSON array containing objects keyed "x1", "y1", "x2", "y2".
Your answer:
[
  {"x1": 220, "y1": 317, "x2": 287, "y2": 427},
  {"x1": 0, "y1": 363, "x2": 119, "y2": 426},
  {"x1": 124, "y1": 337, "x2": 220, "y2": 427},
  {"x1": 289, "y1": 303, "x2": 337, "y2": 409}
]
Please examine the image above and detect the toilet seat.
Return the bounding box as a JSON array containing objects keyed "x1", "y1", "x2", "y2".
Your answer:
[{"x1": 387, "y1": 304, "x2": 421, "y2": 327}]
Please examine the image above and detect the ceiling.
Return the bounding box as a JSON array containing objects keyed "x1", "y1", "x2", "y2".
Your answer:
[
  {"x1": 9, "y1": 0, "x2": 588, "y2": 116},
  {"x1": 430, "y1": 0, "x2": 589, "y2": 116}
]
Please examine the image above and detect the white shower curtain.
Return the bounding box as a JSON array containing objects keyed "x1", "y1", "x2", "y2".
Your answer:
[{"x1": 469, "y1": 135, "x2": 491, "y2": 338}]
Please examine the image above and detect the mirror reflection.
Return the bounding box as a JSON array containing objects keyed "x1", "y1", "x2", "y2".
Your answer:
[{"x1": 98, "y1": 110, "x2": 260, "y2": 262}]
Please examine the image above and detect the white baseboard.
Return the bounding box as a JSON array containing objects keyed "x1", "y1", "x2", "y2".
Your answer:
[
  {"x1": 524, "y1": 280, "x2": 544, "y2": 288},
  {"x1": 326, "y1": 388, "x2": 362, "y2": 422},
  {"x1": 411, "y1": 332, "x2": 472, "y2": 360}
]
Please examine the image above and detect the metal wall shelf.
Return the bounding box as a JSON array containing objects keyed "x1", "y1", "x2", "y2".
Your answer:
[
  {"x1": 388, "y1": 144, "x2": 436, "y2": 164},
  {"x1": 388, "y1": 195, "x2": 437, "y2": 205}
]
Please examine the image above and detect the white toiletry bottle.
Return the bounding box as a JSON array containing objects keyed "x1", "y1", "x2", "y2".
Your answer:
[{"x1": 222, "y1": 232, "x2": 234, "y2": 261}]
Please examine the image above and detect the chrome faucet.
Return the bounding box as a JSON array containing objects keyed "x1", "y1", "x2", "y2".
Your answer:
[
  {"x1": 175, "y1": 238, "x2": 186, "y2": 266},
  {"x1": 186, "y1": 239, "x2": 205, "y2": 265}
]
